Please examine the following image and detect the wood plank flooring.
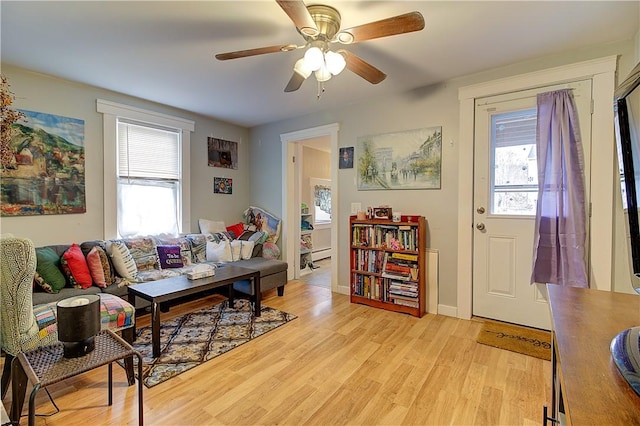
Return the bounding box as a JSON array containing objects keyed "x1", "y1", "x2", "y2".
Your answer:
[{"x1": 1, "y1": 281, "x2": 550, "y2": 425}]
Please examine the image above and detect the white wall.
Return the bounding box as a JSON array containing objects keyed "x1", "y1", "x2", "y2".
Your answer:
[
  {"x1": 1, "y1": 65, "x2": 250, "y2": 246},
  {"x1": 250, "y1": 39, "x2": 636, "y2": 310}
]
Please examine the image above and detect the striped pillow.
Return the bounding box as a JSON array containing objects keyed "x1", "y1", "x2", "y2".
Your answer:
[{"x1": 107, "y1": 241, "x2": 138, "y2": 281}]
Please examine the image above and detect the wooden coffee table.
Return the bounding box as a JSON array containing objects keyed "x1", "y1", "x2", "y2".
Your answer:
[{"x1": 127, "y1": 264, "x2": 260, "y2": 358}]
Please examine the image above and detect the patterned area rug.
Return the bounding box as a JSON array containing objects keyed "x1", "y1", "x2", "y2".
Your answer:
[
  {"x1": 476, "y1": 320, "x2": 552, "y2": 361},
  {"x1": 128, "y1": 299, "x2": 297, "y2": 387}
]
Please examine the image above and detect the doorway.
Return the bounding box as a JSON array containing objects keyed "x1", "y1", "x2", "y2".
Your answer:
[
  {"x1": 281, "y1": 124, "x2": 340, "y2": 293},
  {"x1": 472, "y1": 80, "x2": 592, "y2": 330},
  {"x1": 456, "y1": 56, "x2": 617, "y2": 323}
]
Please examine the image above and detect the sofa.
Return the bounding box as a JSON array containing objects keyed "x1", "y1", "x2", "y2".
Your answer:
[{"x1": 31, "y1": 231, "x2": 288, "y2": 309}]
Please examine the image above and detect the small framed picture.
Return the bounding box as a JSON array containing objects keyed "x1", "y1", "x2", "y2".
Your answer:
[
  {"x1": 372, "y1": 207, "x2": 392, "y2": 220},
  {"x1": 339, "y1": 146, "x2": 354, "y2": 169},
  {"x1": 214, "y1": 177, "x2": 232, "y2": 194}
]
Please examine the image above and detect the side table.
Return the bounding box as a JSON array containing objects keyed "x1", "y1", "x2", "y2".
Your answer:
[{"x1": 11, "y1": 330, "x2": 143, "y2": 426}]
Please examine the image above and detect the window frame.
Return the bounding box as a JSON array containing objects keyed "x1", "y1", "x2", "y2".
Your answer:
[{"x1": 97, "y1": 99, "x2": 194, "y2": 239}]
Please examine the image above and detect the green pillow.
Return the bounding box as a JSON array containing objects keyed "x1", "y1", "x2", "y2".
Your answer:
[{"x1": 35, "y1": 247, "x2": 67, "y2": 292}]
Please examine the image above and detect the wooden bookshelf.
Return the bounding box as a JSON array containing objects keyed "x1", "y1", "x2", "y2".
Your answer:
[{"x1": 349, "y1": 215, "x2": 426, "y2": 317}]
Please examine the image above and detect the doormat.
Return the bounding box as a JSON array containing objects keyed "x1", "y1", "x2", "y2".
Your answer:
[
  {"x1": 124, "y1": 299, "x2": 297, "y2": 387},
  {"x1": 476, "y1": 320, "x2": 552, "y2": 361}
]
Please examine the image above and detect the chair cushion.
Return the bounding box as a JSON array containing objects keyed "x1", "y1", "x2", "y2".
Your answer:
[{"x1": 98, "y1": 294, "x2": 135, "y2": 332}]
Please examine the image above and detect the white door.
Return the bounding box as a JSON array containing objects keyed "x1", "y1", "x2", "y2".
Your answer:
[{"x1": 472, "y1": 80, "x2": 592, "y2": 330}]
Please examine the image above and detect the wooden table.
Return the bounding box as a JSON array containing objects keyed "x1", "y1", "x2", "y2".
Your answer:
[
  {"x1": 127, "y1": 264, "x2": 260, "y2": 358},
  {"x1": 547, "y1": 285, "x2": 640, "y2": 425},
  {"x1": 11, "y1": 330, "x2": 143, "y2": 426}
]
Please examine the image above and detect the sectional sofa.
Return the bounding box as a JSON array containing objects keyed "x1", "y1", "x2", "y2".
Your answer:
[{"x1": 31, "y1": 231, "x2": 288, "y2": 309}]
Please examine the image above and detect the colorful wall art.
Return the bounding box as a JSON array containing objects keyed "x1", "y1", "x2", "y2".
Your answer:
[
  {"x1": 357, "y1": 126, "x2": 442, "y2": 190},
  {"x1": 1, "y1": 110, "x2": 86, "y2": 216},
  {"x1": 208, "y1": 137, "x2": 238, "y2": 169}
]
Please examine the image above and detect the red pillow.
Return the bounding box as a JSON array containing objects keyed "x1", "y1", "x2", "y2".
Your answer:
[
  {"x1": 61, "y1": 243, "x2": 93, "y2": 289},
  {"x1": 226, "y1": 222, "x2": 245, "y2": 239}
]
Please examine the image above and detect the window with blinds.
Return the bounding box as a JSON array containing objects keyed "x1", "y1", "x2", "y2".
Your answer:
[
  {"x1": 490, "y1": 108, "x2": 538, "y2": 215},
  {"x1": 116, "y1": 119, "x2": 181, "y2": 237}
]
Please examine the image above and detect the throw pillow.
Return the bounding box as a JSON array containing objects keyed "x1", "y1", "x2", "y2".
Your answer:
[
  {"x1": 157, "y1": 236, "x2": 193, "y2": 265},
  {"x1": 199, "y1": 218, "x2": 227, "y2": 234},
  {"x1": 240, "y1": 240, "x2": 255, "y2": 260},
  {"x1": 61, "y1": 243, "x2": 93, "y2": 289},
  {"x1": 238, "y1": 230, "x2": 256, "y2": 241},
  {"x1": 33, "y1": 271, "x2": 55, "y2": 293},
  {"x1": 185, "y1": 233, "x2": 214, "y2": 263},
  {"x1": 35, "y1": 246, "x2": 67, "y2": 292},
  {"x1": 86, "y1": 246, "x2": 114, "y2": 288},
  {"x1": 262, "y1": 241, "x2": 281, "y2": 260},
  {"x1": 226, "y1": 222, "x2": 245, "y2": 240},
  {"x1": 123, "y1": 237, "x2": 158, "y2": 271},
  {"x1": 206, "y1": 240, "x2": 232, "y2": 263},
  {"x1": 157, "y1": 245, "x2": 184, "y2": 269},
  {"x1": 108, "y1": 241, "x2": 139, "y2": 281},
  {"x1": 230, "y1": 240, "x2": 242, "y2": 261}
]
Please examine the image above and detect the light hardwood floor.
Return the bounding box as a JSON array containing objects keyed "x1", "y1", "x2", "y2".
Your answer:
[{"x1": 2, "y1": 281, "x2": 551, "y2": 425}]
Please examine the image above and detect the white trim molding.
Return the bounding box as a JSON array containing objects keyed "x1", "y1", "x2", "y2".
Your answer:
[
  {"x1": 96, "y1": 99, "x2": 195, "y2": 238},
  {"x1": 456, "y1": 56, "x2": 618, "y2": 320},
  {"x1": 280, "y1": 123, "x2": 342, "y2": 294}
]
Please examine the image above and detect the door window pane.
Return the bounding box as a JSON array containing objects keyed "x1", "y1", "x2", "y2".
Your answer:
[{"x1": 491, "y1": 109, "x2": 538, "y2": 215}]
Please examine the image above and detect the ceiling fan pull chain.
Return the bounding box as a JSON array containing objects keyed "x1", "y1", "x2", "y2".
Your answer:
[{"x1": 317, "y1": 80, "x2": 326, "y2": 100}]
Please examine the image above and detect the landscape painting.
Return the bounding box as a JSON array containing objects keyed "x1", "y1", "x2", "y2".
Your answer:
[
  {"x1": 357, "y1": 127, "x2": 442, "y2": 190},
  {"x1": 1, "y1": 110, "x2": 86, "y2": 216}
]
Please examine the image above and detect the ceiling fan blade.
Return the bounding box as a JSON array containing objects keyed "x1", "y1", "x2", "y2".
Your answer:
[
  {"x1": 284, "y1": 71, "x2": 306, "y2": 92},
  {"x1": 276, "y1": 0, "x2": 319, "y2": 37},
  {"x1": 215, "y1": 44, "x2": 298, "y2": 61},
  {"x1": 336, "y1": 12, "x2": 425, "y2": 44},
  {"x1": 341, "y1": 50, "x2": 386, "y2": 84}
]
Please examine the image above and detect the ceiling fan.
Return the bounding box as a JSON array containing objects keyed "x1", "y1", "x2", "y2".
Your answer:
[{"x1": 215, "y1": 0, "x2": 425, "y2": 93}]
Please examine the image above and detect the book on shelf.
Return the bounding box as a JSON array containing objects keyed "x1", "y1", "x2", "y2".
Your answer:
[{"x1": 381, "y1": 252, "x2": 419, "y2": 281}]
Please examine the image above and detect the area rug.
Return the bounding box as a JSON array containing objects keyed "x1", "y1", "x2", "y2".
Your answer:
[
  {"x1": 126, "y1": 299, "x2": 297, "y2": 387},
  {"x1": 476, "y1": 320, "x2": 552, "y2": 361}
]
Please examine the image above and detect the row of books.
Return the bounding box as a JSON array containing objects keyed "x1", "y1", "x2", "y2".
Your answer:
[
  {"x1": 352, "y1": 275, "x2": 420, "y2": 308},
  {"x1": 351, "y1": 249, "x2": 385, "y2": 273},
  {"x1": 381, "y1": 252, "x2": 419, "y2": 281},
  {"x1": 351, "y1": 224, "x2": 419, "y2": 250}
]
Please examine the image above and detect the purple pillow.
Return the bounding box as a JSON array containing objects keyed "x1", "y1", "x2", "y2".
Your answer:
[{"x1": 156, "y1": 245, "x2": 184, "y2": 269}]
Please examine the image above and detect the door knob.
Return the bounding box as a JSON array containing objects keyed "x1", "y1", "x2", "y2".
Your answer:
[
  {"x1": 476, "y1": 222, "x2": 485, "y2": 231},
  {"x1": 476, "y1": 207, "x2": 485, "y2": 214}
]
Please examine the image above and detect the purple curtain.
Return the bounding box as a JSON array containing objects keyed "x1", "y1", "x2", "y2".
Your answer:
[{"x1": 530, "y1": 89, "x2": 588, "y2": 287}]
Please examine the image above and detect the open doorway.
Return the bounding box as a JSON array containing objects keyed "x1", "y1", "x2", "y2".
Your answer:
[{"x1": 281, "y1": 124, "x2": 339, "y2": 292}]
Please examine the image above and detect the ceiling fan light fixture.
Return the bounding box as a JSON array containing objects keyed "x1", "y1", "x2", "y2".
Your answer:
[
  {"x1": 304, "y1": 46, "x2": 324, "y2": 71},
  {"x1": 325, "y1": 50, "x2": 346, "y2": 75},
  {"x1": 294, "y1": 58, "x2": 312, "y2": 79},
  {"x1": 336, "y1": 31, "x2": 354, "y2": 44},
  {"x1": 315, "y1": 65, "x2": 332, "y2": 82}
]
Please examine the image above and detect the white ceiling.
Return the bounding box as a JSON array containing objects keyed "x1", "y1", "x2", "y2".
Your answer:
[{"x1": 2, "y1": 1, "x2": 638, "y2": 128}]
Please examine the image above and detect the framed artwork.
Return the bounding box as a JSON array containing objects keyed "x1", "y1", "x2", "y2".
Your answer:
[
  {"x1": 214, "y1": 177, "x2": 232, "y2": 194},
  {"x1": 339, "y1": 146, "x2": 354, "y2": 169},
  {"x1": 208, "y1": 137, "x2": 238, "y2": 169},
  {"x1": 1, "y1": 109, "x2": 86, "y2": 216},
  {"x1": 372, "y1": 207, "x2": 392, "y2": 220},
  {"x1": 357, "y1": 126, "x2": 442, "y2": 190}
]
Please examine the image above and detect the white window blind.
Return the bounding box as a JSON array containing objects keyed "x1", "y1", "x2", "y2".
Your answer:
[
  {"x1": 117, "y1": 120, "x2": 180, "y2": 179},
  {"x1": 116, "y1": 119, "x2": 181, "y2": 237}
]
